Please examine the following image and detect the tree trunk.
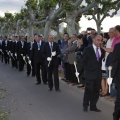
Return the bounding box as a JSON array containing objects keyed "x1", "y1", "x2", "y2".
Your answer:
[
  {"x1": 16, "y1": 19, "x2": 21, "y2": 36},
  {"x1": 27, "y1": 22, "x2": 33, "y2": 42},
  {"x1": 56, "y1": 25, "x2": 60, "y2": 40},
  {"x1": 1, "y1": 27, "x2": 4, "y2": 37},
  {"x1": 44, "y1": 20, "x2": 52, "y2": 41},
  {"x1": 7, "y1": 29, "x2": 10, "y2": 38},
  {"x1": 66, "y1": 11, "x2": 78, "y2": 36},
  {"x1": 16, "y1": 25, "x2": 19, "y2": 36},
  {"x1": 96, "y1": 22, "x2": 101, "y2": 34},
  {"x1": 96, "y1": 12, "x2": 101, "y2": 34},
  {"x1": 75, "y1": 22, "x2": 80, "y2": 35}
]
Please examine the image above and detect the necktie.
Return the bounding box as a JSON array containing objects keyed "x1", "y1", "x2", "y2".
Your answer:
[
  {"x1": 96, "y1": 48, "x2": 100, "y2": 61},
  {"x1": 22, "y1": 42, "x2": 24, "y2": 48},
  {"x1": 30, "y1": 42, "x2": 33, "y2": 50},
  {"x1": 38, "y1": 42, "x2": 40, "y2": 50},
  {"x1": 50, "y1": 43, "x2": 53, "y2": 52},
  {"x1": 5, "y1": 41, "x2": 7, "y2": 46}
]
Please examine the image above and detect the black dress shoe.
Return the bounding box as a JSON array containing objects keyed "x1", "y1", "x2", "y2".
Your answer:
[
  {"x1": 77, "y1": 84, "x2": 85, "y2": 88},
  {"x1": 27, "y1": 74, "x2": 30, "y2": 77},
  {"x1": 83, "y1": 107, "x2": 88, "y2": 112},
  {"x1": 64, "y1": 80, "x2": 70, "y2": 82},
  {"x1": 32, "y1": 74, "x2": 35, "y2": 77},
  {"x1": 49, "y1": 88, "x2": 52, "y2": 91},
  {"x1": 36, "y1": 82, "x2": 41, "y2": 85},
  {"x1": 56, "y1": 89, "x2": 61, "y2": 92},
  {"x1": 61, "y1": 78, "x2": 66, "y2": 81},
  {"x1": 44, "y1": 83, "x2": 48, "y2": 85},
  {"x1": 90, "y1": 108, "x2": 101, "y2": 112}
]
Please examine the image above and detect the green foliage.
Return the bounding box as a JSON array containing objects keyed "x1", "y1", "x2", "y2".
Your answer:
[
  {"x1": 0, "y1": 17, "x2": 5, "y2": 23},
  {"x1": 4, "y1": 13, "x2": 13, "y2": 21},
  {"x1": 0, "y1": 88, "x2": 9, "y2": 120},
  {"x1": 14, "y1": 13, "x2": 22, "y2": 21},
  {"x1": 63, "y1": 27, "x2": 67, "y2": 33},
  {"x1": 85, "y1": 0, "x2": 92, "y2": 4},
  {"x1": 85, "y1": 0, "x2": 120, "y2": 17},
  {"x1": 0, "y1": 110, "x2": 9, "y2": 120},
  {"x1": 4, "y1": 13, "x2": 12, "y2": 19},
  {"x1": 63, "y1": 3, "x2": 75, "y2": 11},
  {"x1": 20, "y1": 8, "x2": 29, "y2": 20},
  {"x1": 25, "y1": 0, "x2": 38, "y2": 10},
  {"x1": 39, "y1": 0, "x2": 58, "y2": 10},
  {"x1": 22, "y1": 19, "x2": 28, "y2": 28}
]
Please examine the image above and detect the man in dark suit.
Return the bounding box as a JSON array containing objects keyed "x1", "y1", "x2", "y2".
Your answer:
[
  {"x1": 8, "y1": 38, "x2": 14, "y2": 67},
  {"x1": 0, "y1": 37, "x2": 3, "y2": 61},
  {"x1": 16, "y1": 36, "x2": 27, "y2": 71},
  {"x1": 31, "y1": 34, "x2": 47, "y2": 85},
  {"x1": 110, "y1": 43, "x2": 120, "y2": 120},
  {"x1": 58, "y1": 33, "x2": 69, "y2": 81},
  {"x1": 15, "y1": 36, "x2": 19, "y2": 68},
  {"x1": 1, "y1": 38, "x2": 4, "y2": 63},
  {"x1": 10, "y1": 37, "x2": 16, "y2": 68},
  {"x1": 2, "y1": 36, "x2": 10, "y2": 64},
  {"x1": 110, "y1": 25, "x2": 120, "y2": 120},
  {"x1": 77, "y1": 34, "x2": 105, "y2": 112},
  {"x1": 26, "y1": 36, "x2": 35, "y2": 77},
  {"x1": 42, "y1": 35, "x2": 60, "y2": 91}
]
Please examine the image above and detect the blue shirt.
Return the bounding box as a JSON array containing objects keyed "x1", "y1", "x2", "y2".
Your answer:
[{"x1": 59, "y1": 40, "x2": 68, "y2": 50}]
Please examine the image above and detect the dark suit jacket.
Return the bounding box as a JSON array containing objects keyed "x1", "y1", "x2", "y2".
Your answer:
[
  {"x1": 2, "y1": 40, "x2": 10, "y2": 53},
  {"x1": 27, "y1": 42, "x2": 34, "y2": 57},
  {"x1": 8, "y1": 41, "x2": 13, "y2": 52},
  {"x1": 0, "y1": 40, "x2": 2, "y2": 50},
  {"x1": 31, "y1": 41, "x2": 45, "y2": 63},
  {"x1": 11, "y1": 41, "x2": 17, "y2": 54},
  {"x1": 78, "y1": 45, "x2": 105, "y2": 81},
  {"x1": 16, "y1": 41, "x2": 27, "y2": 57},
  {"x1": 111, "y1": 43, "x2": 120, "y2": 84},
  {"x1": 85, "y1": 35, "x2": 93, "y2": 46},
  {"x1": 42, "y1": 42, "x2": 60, "y2": 66}
]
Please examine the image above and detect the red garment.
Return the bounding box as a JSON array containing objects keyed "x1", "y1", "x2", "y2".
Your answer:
[{"x1": 111, "y1": 36, "x2": 120, "y2": 49}]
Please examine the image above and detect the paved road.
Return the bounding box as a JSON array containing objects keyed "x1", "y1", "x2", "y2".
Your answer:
[{"x1": 0, "y1": 62, "x2": 114, "y2": 120}]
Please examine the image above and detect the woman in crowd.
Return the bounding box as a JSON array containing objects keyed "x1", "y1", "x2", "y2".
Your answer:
[
  {"x1": 75, "y1": 34, "x2": 88, "y2": 88},
  {"x1": 101, "y1": 32, "x2": 110, "y2": 96}
]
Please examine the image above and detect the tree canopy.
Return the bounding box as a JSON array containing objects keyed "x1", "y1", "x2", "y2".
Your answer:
[{"x1": 0, "y1": 0, "x2": 120, "y2": 38}]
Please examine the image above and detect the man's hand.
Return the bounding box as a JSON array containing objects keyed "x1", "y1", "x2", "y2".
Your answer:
[
  {"x1": 47, "y1": 57, "x2": 52, "y2": 62},
  {"x1": 75, "y1": 72, "x2": 79, "y2": 77},
  {"x1": 108, "y1": 66, "x2": 112, "y2": 71},
  {"x1": 11, "y1": 53, "x2": 13, "y2": 56},
  {"x1": 15, "y1": 53, "x2": 17, "y2": 56},
  {"x1": 29, "y1": 60, "x2": 31, "y2": 65},
  {"x1": 52, "y1": 51, "x2": 56, "y2": 56},
  {"x1": 23, "y1": 56, "x2": 25, "y2": 61},
  {"x1": 27, "y1": 56, "x2": 29, "y2": 59}
]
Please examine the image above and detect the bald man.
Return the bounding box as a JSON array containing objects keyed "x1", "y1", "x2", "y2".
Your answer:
[{"x1": 42, "y1": 35, "x2": 61, "y2": 92}]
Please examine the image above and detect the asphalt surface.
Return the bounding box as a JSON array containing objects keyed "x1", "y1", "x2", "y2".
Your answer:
[{"x1": 0, "y1": 62, "x2": 114, "y2": 120}]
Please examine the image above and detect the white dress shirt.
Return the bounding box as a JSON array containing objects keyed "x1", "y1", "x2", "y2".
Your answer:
[{"x1": 49, "y1": 42, "x2": 53, "y2": 52}]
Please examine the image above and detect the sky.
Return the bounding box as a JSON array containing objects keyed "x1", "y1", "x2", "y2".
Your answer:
[
  {"x1": 0, "y1": 0, "x2": 26, "y2": 15},
  {"x1": 0, "y1": 0, "x2": 120, "y2": 32}
]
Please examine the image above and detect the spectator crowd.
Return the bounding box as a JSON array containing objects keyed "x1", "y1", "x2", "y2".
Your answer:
[{"x1": 0, "y1": 25, "x2": 120, "y2": 119}]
